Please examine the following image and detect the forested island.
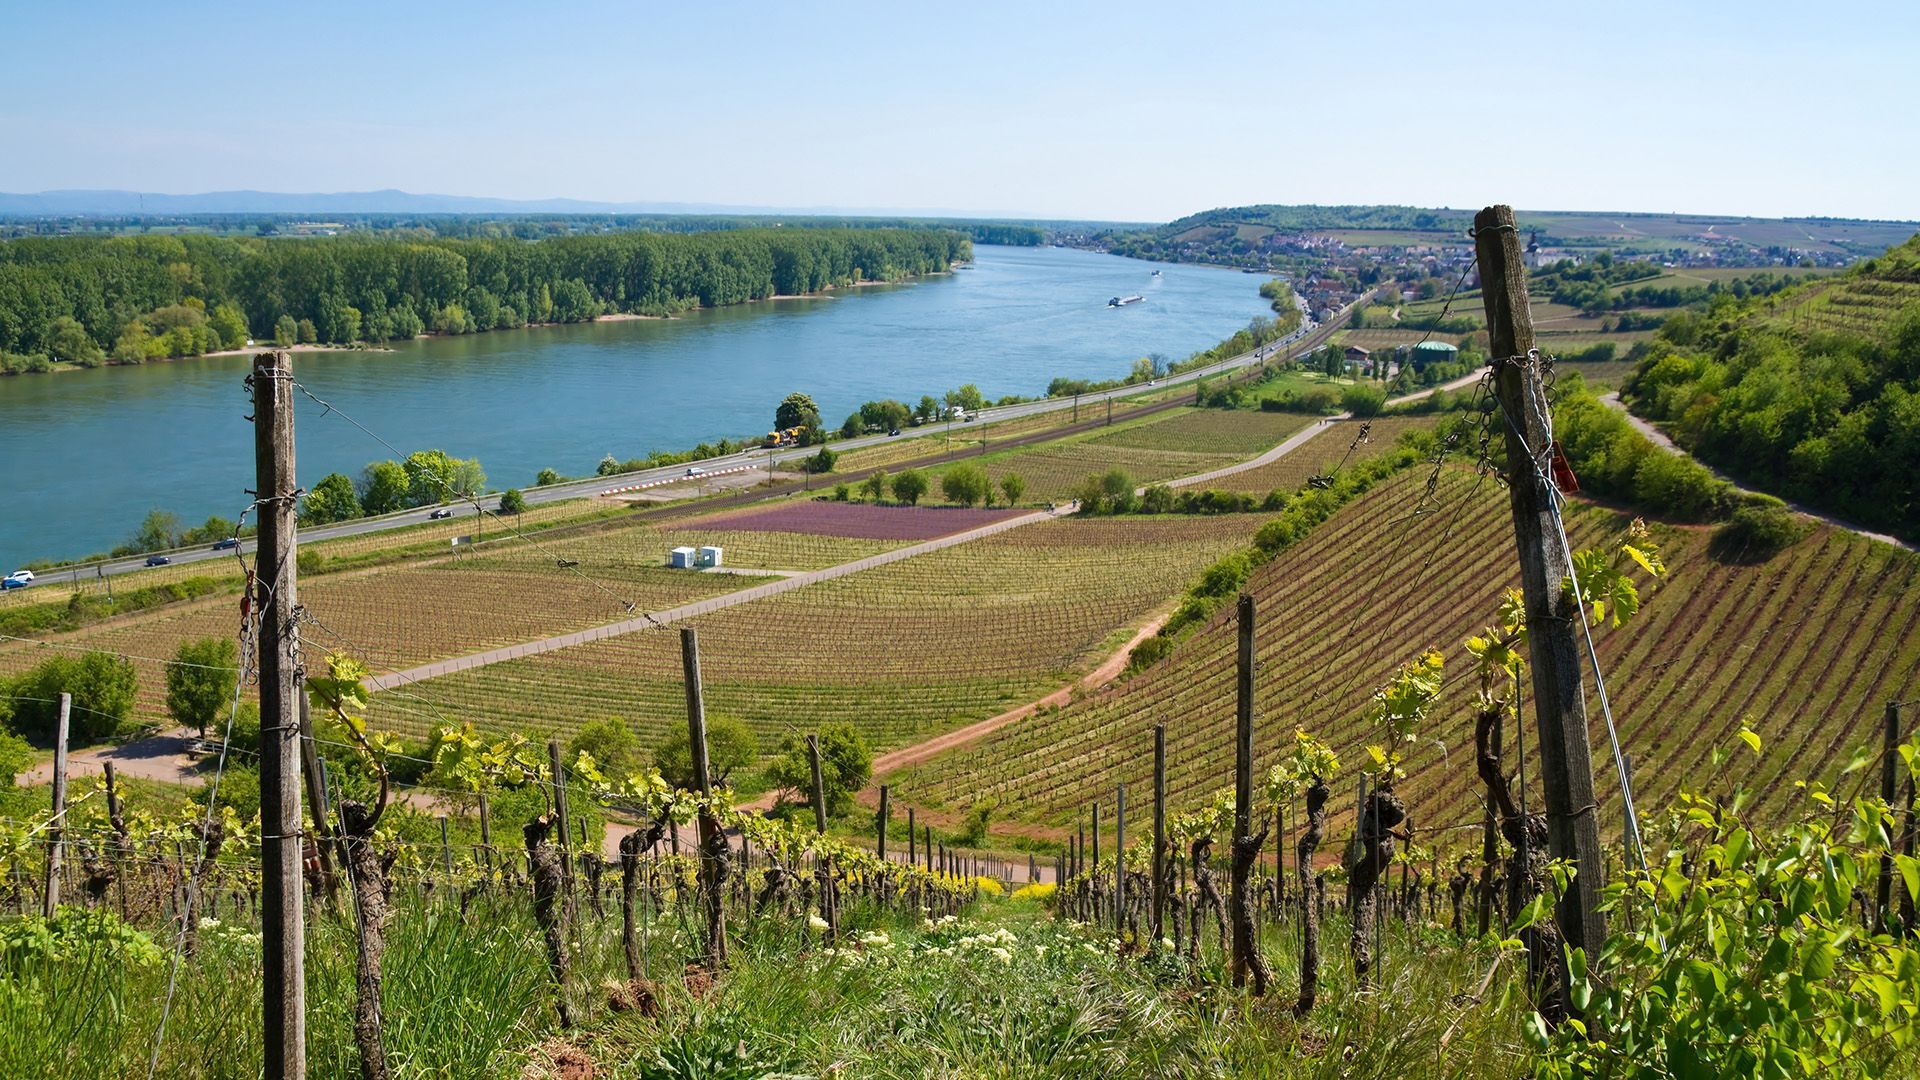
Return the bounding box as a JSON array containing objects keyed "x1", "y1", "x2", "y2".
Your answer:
[{"x1": 0, "y1": 227, "x2": 971, "y2": 371}]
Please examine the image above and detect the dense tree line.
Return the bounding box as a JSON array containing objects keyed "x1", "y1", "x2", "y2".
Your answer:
[
  {"x1": 1536, "y1": 254, "x2": 1806, "y2": 315},
  {"x1": 1623, "y1": 236, "x2": 1920, "y2": 541},
  {"x1": 0, "y1": 227, "x2": 971, "y2": 366}
]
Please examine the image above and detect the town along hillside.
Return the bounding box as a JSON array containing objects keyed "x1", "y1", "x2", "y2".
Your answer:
[
  {"x1": 894, "y1": 465, "x2": 1920, "y2": 839},
  {"x1": 1623, "y1": 232, "x2": 1920, "y2": 544}
]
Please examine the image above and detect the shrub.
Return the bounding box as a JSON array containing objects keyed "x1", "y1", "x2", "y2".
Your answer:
[
  {"x1": 1010, "y1": 882, "x2": 1056, "y2": 903},
  {"x1": 1139, "y1": 484, "x2": 1175, "y2": 514},
  {"x1": 1341, "y1": 384, "x2": 1387, "y2": 417},
  {"x1": 1710, "y1": 499, "x2": 1808, "y2": 562}
]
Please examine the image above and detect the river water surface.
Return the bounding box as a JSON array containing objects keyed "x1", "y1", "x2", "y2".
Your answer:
[{"x1": 0, "y1": 245, "x2": 1270, "y2": 563}]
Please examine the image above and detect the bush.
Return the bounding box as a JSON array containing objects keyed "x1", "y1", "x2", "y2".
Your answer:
[
  {"x1": 1010, "y1": 881, "x2": 1057, "y2": 903},
  {"x1": 832, "y1": 483, "x2": 851, "y2": 502},
  {"x1": 1341, "y1": 384, "x2": 1387, "y2": 417},
  {"x1": 1710, "y1": 499, "x2": 1808, "y2": 562},
  {"x1": 942, "y1": 464, "x2": 991, "y2": 507},
  {"x1": 1139, "y1": 484, "x2": 1175, "y2": 513},
  {"x1": 2, "y1": 651, "x2": 136, "y2": 744}
]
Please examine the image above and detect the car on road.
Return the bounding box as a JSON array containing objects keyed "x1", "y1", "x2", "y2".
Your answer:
[
  {"x1": 428, "y1": 508, "x2": 454, "y2": 520},
  {"x1": 145, "y1": 555, "x2": 171, "y2": 567},
  {"x1": 888, "y1": 428, "x2": 901, "y2": 437},
  {"x1": 211, "y1": 537, "x2": 239, "y2": 551},
  {"x1": 4, "y1": 570, "x2": 33, "y2": 585},
  {"x1": 686, "y1": 466, "x2": 704, "y2": 477}
]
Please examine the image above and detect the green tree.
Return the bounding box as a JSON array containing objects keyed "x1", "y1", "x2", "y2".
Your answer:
[
  {"x1": 534, "y1": 468, "x2": 563, "y2": 487},
  {"x1": 1341, "y1": 384, "x2": 1387, "y2": 417},
  {"x1": 403, "y1": 449, "x2": 485, "y2": 505},
  {"x1": 295, "y1": 318, "x2": 318, "y2": 345},
  {"x1": 892, "y1": 468, "x2": 929, "y2": 505},
  {"x1": 914, "y1": 395, "x2": 941, "y2": 423},
  {"x1": 130, "y1": 508, "x2": 181, "y2": 552},
  {"x1": 166, "y1": 637, "x2": 238, "y2": 739},
  {"x1": 948, "y1": 384, "x2": 986, "y2": 412},
  {"x1": 862, "y1": 469, "x2": 890, "y2": 502},
  {"x1": 764, "y1": 723, "x2": 870, "y2": 816},
  {"x1": 567, "y1": 717, "x2": 644, "y2": 780},
  {"x1": 1000, "y1": 473, "x2": 1026, "y2": 506},
  {"x1": 1100, "y1": 468, "x2": 1136, "y2": 512},
  {"x1": 359, "y1": 460, "x2": 412, "y2": 515},
  {"x1": 46, "y1": 316, "x2": 104, "y2": 366},
  {"x1": 209, "y1": 304, "x2": 250, "y2": 349},
  {"x1": 272, "y1": 314, "x2": 298, "y2": 347},
  {"x1": 301, "y1": 471, "x2": 363, "y2": 525},
  {"x1": 6, "y1": 651, "x2": 137, "y2": 744},
  {"x1": 776, "y1": 392, "x2": 822, "y2": 432},
  {"x1": 498, "y1": 488, "x2": 526, "y2": 515},
  {"x1": 803, "y1": 446, "x2": 837, "y2": 474},
  {"x1": 655, "y1": 714, "x2": 760, "y2": 790},
  {"x1": 942, "y1": 463, "x2": 990, "y2": 507}
]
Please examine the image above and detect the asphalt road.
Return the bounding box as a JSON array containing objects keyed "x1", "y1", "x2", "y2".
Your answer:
[{"x1": 19, "y1": 288, "x2": 1351, "y2": 585}]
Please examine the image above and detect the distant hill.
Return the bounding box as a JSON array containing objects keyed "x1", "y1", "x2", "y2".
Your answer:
[{"x1": 1128, "y1": 204, "x2": 1919, "y2": 259}]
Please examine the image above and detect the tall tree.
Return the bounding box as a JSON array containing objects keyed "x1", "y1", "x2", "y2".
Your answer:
[{"x1": 166, "y1": 637, "x2": 239, "y2": 738}]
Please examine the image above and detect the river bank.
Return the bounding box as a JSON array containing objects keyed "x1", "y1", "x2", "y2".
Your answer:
[{"x1": 0, "y1": 270, "x2": 948, "y2": 378}]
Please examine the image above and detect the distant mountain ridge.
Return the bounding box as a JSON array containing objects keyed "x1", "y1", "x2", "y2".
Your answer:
[{"x1": 0, "y1": 188, "x2": 1031, "y2": 219}]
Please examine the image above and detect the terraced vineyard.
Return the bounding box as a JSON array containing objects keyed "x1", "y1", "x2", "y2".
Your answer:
[
  {"x1": 897, "y1": 469, "x2": 1920, "y2": 838},
  {"x1": 365, "y1": 514, "x2": 1270, "y2": 749},
  {"x1": 1080, "y1": 407, "x2": 1315, "y2": 456}
]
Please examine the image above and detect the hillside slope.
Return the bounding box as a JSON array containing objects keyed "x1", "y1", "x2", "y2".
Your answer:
[
  {"x1": 896, "y1": 469, "x2": 1920, "y2": 841},
  {"x1": 1626, "y1": 233, "x2": 1920, "y2": 542}
]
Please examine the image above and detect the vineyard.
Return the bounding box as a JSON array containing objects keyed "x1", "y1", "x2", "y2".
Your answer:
[
  {"x1": 895, "y1": 467, "x2": 1920, "y2": 835},
  {"x1": 1202, "y1": 415, "x2": 1439, "y2": 495},
  {"x1": 362, "y1": 514, "x2": 1268, "y2": 750}
]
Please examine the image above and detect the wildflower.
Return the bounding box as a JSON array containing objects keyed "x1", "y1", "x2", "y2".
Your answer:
[
  {"x1": 1033, "y1": 946, "x2": 1048, "y2": 959},
  {"x1": 989, "y1": 947, "x2": 1013, "y2": 963},
  {"x1": 808, "y1": 914, "x2": 830, "y2": 933}
]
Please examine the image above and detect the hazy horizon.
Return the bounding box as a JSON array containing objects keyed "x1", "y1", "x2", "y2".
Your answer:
[{"x1": 3, "y1": 1, "x2": 1917, "y2": 222}]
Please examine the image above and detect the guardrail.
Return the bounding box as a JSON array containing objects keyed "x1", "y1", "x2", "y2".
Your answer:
[{"x1": 600, "y1": 464, "x2": 756, "y2": 496}]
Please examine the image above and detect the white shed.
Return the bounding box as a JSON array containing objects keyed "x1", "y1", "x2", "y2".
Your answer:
[
  {"x1": 669, "y1": 546, "x2": 698, "y2": 569},
  {"x1": 699, "y1": 546, "x2": 724, "y2": 568}
]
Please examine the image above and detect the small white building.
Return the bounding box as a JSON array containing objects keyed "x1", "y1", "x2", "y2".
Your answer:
[
  {"x1": 698, "y1": 546, "x2": 724, "y2": 568},
  {"x1": 669, "y1": 546, "x2": 698, "y2": 569}
]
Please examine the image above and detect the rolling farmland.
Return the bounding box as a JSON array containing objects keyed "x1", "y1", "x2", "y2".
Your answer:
[
  {"x1": 895, "y1": 468, "x2": 1920, "y2": 838},
  {"x1": 1201, "y1": 415, "x2": 1439, "y2": 495},
  {"x1": 363, "y1": 514, "x2": 1270, "y2": 749}
]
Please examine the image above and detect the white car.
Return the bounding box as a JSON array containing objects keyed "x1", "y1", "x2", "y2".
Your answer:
[{"x1": 4, "y1": 570, "x2": 32, "y2": 585}]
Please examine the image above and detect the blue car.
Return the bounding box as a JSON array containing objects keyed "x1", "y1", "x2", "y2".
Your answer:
[
  {"x1": 145, "y1": 555, "x2": 171, "y2": 567},
  {"x1": 212, "y1": 537, "x2": 239, "y2": 551}
]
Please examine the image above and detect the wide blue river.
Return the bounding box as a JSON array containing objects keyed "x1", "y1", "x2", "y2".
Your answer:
[{"x1": 0, "y1": 245, "x2": 1270, "y2": 563}]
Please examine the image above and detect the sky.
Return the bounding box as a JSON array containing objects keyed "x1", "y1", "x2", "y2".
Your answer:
[{"x1": 2, "y1": 0, "x2": 1916, "y2": 223}]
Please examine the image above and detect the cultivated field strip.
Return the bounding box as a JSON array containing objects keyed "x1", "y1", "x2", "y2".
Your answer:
[
  {"x1": 899, "y1": 469, "x2": 1920, "y2": 837},
  {"x1": 1202, "y1": 415, "x2": 1440, "y2": 495},
  {"x1": 363, "y1": 514, "x2": 1269, "y2": 750},
  {"x1": 1081, "y1": 408, "x2": 1317, "y2": 456}
]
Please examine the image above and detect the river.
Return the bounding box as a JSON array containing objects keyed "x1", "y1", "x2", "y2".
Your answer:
[{"x1": 0, "y1": 245, "x2": 1271, "y2": 564}]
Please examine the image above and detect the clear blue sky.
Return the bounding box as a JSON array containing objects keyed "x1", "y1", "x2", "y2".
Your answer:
[{"x1": 3, "y1": 0, "x2": 1915, "y2": 222}]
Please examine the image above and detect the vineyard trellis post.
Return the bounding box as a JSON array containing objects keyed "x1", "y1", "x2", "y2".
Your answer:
[
  {"x1": 253, "y1": 349, "x2": 306, "y2": 1079},
  {"x1": 547, "y1": 739, "x2": 573, "y2": 908},
  {"x1": 877, "y1": 785, "x2": 890, "y2": 864},
  {"x1": 1114, "y1": 783, "x2": 1126, "y2": 932},
  {"x1": 1879, "y1": 700, "x2": 1901, "y2": 933},
  {"x1": 1153, "y1": 723, "x2": 1167, "y2": 947},
  {"x1": 680, "y1": 627, "x2": 729, "y2": 965},
  {"x1": 296, "y1": 695, "x2": 337, "y2": 900},
  {"x1": 1476, "y1": 203, "x2": 1608, "y2": 995},
  {"x1": 1091, "y1": 803, "x2": 1101, "y2": 925},
  {"x1": 908, "y1": 807, "x2": 916, "y2": 869},
  {"x1": 41, "y1": 692, "x2": 70, "y2": 918},
  {"x1": 807, "y1": 733, "x2": 837, "y2": 940},
  {"x1": 1229, "y1": 593, "x2": 1270, "y2": 993}
]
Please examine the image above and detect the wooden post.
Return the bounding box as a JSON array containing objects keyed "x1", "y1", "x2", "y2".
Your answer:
[
  {"x1": 1152, "y1": 723, "x2": 1167, "y2": 946},
  {"x1": 41, "y1": 693, "x2": 70, "y2": 918},
  {"x1": 806, "y1": 735, "x2": 829, "y2": 833},
  {"x1": 296, "y1": 695, "x2": 336, "y2": 898},
  {"x1": 252, "y1": 351, "x2": 306, "y2": 1078},
  {"x1": 877, "y1": 785, "x2": 890, "y2": 864},
  {"x1": 908, "y1": 807, "x2": 916, "y2": 868},
  {"x1": 1114, "y1": 783, "x2": 1126, "y2": 931},
  {"x1": 1476, "y1": 203, "x2": 1607, "y2": 983},
  {"x1": 1879, "y1": 701, "x2": 1900, "y2": 932},
  {"x1": 547, "y1": 740, "x2": 572, "y2": 901},
  {"x1": 1229, "y1": 593, "x2": 1267, "y2": 990},
  {"x1": 924, "y1": 825, "x2": 932, "y2": 872},
  {"x1": 681, "y1": 627, "x2": 728, "y2": 965},
  {"x1": 478, "y1": 792, "x2": 493, "y2": 877},
  {"x1": 1091, "y1": 803, "x2": 1101, "y2": 925},
  {"x1": 438, "y1": 815, "x2": 453, "y2": 887}
]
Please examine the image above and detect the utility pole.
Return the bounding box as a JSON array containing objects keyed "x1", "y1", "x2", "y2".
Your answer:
[
  {"x1": 41, "y1": 693, "x2": 69, "y2": 918},
  {"x1": 252, "y1": 350, "x2": 305, "y2": 1078},
  {"x1": 1475, "y1": 204, "x2": 1607, "y2": 990}
]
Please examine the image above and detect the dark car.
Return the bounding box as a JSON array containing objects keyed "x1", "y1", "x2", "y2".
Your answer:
[
  {"x1": 145, "y1": 555, "x2": 171, "y2": 567},
  {"x1": 428, "y1": 508, "x2": 454, "y2": 520},
  {"x1": 211, "y1": 537, "x2": 239, "y2": 551}
]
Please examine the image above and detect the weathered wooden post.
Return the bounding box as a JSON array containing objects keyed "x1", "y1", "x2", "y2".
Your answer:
[
  {"x1": 1152, "y1": 723, "x2": 1167, "y2": 946},
  {"x1": 807, "y1": 733, "x2": 836, "y2": 939},
  {"x1": 907, "y1": 806, "x2": 917, "y2": 869},
  {"x1": 1114, "y1": 783, "x2": 1126, "y2": 932},
  {"x1": 681, "y1": 627, "x2": 729, "y2": 965},
  {"x1": 252, "y1": 350, "x2": 306, "y2": 1077},
  {"x1": 548, "y1": 739, "x2": 573, "y2": 907},
  {"x1": 1476, "y1": 203, "x2": 1608, "y2": 1002},
  {"x1": 41, "y1": 693, "x2": 70, "y2": 918},
  {"x1": 877, "y1": 785, "x2": 890, "y2": 864},
  {"x1": 1229, "y1": 594, "x2": 1270, "y2": 993}
]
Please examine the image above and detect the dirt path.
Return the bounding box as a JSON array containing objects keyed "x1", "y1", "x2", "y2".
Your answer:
[
  {"x1": 20, "y1": 726, "x2": 209, "y2": 787},
  {"x1": 1600, "y1": 392, "x2": 1912, "y2": 552}
]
